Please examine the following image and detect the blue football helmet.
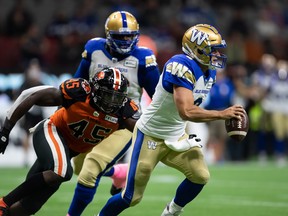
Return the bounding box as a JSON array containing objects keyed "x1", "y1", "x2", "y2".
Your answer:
[{"x1": 105, "y1": 11, "x2": 139, "y2": 55}]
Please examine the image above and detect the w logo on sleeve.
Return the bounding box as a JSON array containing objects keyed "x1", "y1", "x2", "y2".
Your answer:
[
  {"x1": 147, "y1": 140, "x2": 157, "y2": 150},
  {"x1": 190, "y1": 29, "x2": 208, "y2": 46}
]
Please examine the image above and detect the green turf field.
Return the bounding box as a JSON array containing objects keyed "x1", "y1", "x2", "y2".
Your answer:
[{"x1": 1, "y1": 161, "x2": 288, "y2": 216}]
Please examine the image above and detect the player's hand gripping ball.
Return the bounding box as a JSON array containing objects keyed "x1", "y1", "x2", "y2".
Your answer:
[{"x1": 225, "y1": 111, "x2": 249, "y2": 142}]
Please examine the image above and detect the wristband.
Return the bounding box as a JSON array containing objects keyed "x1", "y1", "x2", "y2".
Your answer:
[{"x1": 2, "y1": 117, "x2": 14, "y2": 134}]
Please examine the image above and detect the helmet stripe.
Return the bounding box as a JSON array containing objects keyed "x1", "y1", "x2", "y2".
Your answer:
[
  {"x1": 113, "y1": 68, "x2": 121, "y2": 90},
  {"x1": 120, "y1": 11, "x2": 128, "y2": 28}
]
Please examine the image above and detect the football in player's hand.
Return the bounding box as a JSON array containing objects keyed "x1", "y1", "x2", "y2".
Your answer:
[{"x1": 225, "y1": 111, "x2": 249, "y2": 142}]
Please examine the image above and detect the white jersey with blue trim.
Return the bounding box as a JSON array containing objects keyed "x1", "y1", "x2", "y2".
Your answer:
[
  {"x1": 79, "y1": 37, "x2": 158, "y2": 107},
  {"x1": 136, "y1": 54, "x2": 216, "y2": 141}
]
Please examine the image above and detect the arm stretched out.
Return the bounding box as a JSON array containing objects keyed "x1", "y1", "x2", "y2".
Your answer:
[
  {"x1": 6, "y1": 86, "x2": 62, "y2": 126},
  {"x1": 0, "y1": 86, "x2": 63, "y2": 154}
]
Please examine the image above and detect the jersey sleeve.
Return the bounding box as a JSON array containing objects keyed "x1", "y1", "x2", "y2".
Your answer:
[
  {"x1": 162, "y1": 55, "x2": 196, "y2": 93},
  {"x1": 74, "y1": 58, "x2": 90, "y2": 80},
  {"x1": 74, "y1": 40, "x2": 92, "y2": 79},
  {"x1": 138, "y1": 64, "x2": 160, "y2": 98},
  {"x1": 74, "y1": 38, "x2": 102, "y2": 79},
  {"x1": 60, "y1": 78, "x2": 91, "y2": 108},
  {"x1": 136, "y1": 47, "x2": 160, "y2": 98},
  {"x1": 74, "y1": 38, "x2": 107, "y2": 79}
]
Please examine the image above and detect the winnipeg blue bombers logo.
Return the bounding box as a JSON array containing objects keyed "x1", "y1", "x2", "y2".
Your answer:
[
  {"x1": 147, "y1": 140, "x2": 157, "y2": 150},
  {"x1": 191, "y1": 29, "x2": 208, "y2": 45}
]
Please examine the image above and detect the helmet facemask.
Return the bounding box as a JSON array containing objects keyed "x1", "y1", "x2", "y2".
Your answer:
[
  {"x1": 92, "y1": 85, "x2": 127, "y2": 114},
  {"x1": 105, "y1": 11, "x2": 139, "y2": 55},
  {"x1": 90, "y1": 68, "x2": 129, "y2": 114},
  {"x1": 199, "y1": 44, "x2": 227, "y2": 69},
  {"x1": 106, "y1": 31, "x2": 139, "y2": 55}
]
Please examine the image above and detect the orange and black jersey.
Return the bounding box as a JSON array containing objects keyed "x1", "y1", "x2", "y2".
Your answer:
[{"x1": 49, "y1": 78, "x2": 138, "y2": 153}]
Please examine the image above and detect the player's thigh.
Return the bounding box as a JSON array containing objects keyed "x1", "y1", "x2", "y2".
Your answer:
[
  {"x1": 88, "y1": 129, "x2": 132, "y2": 162},
  {"x1": 78, "y1": 129, "x2": 132, "y2": 187},
  {"x1": 33, "y1": 119, "x2": 73, "y2": 180},
  {"x1": 72, "y1": 152, "x2": 88, "y2": 175},
  {"x1": 123, "y1": 129, "x2": 167, "y2": 205},
  {"x1": 162, "y1": 147, "x2": 210, "y2": 184}
]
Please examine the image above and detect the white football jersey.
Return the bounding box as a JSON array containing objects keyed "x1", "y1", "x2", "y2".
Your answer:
[
  {"x1": 74, "y1": 37, "x2": 159, "y2": 110},
  {"x1": 136, "y1": 54, "x2": 216, "y2": 141}
]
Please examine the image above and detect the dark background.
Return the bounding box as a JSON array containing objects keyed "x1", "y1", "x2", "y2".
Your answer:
[{"x1": 0, "y1": 0, "x2": 287, "y2": 75}]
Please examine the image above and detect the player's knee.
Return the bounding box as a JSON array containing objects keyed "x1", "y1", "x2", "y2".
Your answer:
[
  {"x1": 43, "y1": 170, "x2": 67, "y2": 186},
  {"x1": 129, "y1": 197, "x2": 142, "y2": 206},
  {"x1": 122, "y1": 192, "x2": 143, "y2": 207},
  {"x1": 126, "y1": 162, "x2": 152, "y2": 206},
  {"x1": 78, "y1": 168, "x2": 97, "y2": 187},
  {"x1": 188, "y1": 169, "x2": 210, "y2": 184},
  {"x1": 135, "y1": 161, "x2": 153, "y2": 185},
  {"x1": 199, "y1": 169, "x2": 210, "y2": 184},
  {"x1": 78, "y1": 158, "x2": 102, "y2": 187}
]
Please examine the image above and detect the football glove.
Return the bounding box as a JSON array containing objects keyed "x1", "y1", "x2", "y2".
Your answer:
[
  {"x1": 0, "y1": 127, "x2": 10, "y2": 154},
  {"x1": 165, "y1": 134, "x2": 202, "y2": 152},
  {"x1": 117, "y1": 98, "x2": 139, "y2": 120}
]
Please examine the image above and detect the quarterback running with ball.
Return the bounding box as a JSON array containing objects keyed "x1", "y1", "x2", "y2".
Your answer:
[{"x1": 96, "y1": 24, "x2": 246, "y2": 216}]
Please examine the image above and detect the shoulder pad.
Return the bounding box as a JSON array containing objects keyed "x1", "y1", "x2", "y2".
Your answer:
[{"x1": 60, "y1": 78, "x2": 91, "y2": 102}]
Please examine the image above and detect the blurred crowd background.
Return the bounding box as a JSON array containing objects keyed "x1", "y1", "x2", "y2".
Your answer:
[{"x1": 0, "y1": 0, "x2": 287, "y2": 167}]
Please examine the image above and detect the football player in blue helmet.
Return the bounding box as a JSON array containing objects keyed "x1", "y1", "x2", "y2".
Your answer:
[
  {"x1": 67, "y1": 11, "x2": 160, "y2": 216},
  {"x1": 182, "y1": 24, "x2": 227, "y2": 152},
  {"x1": 105, "y1": 11, "x2": 139, "y2": 55},
  {"x1": 182, "y1": 24, "x2": 227, "y2": 69},
  {"x1": 96, "y1": 24, "x2": 245, "y2": 216}
]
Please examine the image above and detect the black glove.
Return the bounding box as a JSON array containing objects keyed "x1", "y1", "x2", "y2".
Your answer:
[{"x1": 0, "y1": 127, "x2": 10, "y2": 154}]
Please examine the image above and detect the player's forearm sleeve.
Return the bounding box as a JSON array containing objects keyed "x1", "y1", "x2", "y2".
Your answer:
[{"x1": 6, "y1": 85, "x2": 54, "y2": 120}]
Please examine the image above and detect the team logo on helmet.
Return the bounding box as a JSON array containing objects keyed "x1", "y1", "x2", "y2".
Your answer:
[
  {"x1": 190, "y1": 29, "x2": 209, "y2": 46},
  {"x1": 81, "y1": 80, "x2": 91, "y2": 94},
  {"x1": 105, "y1": 11, "x2": 139, "y2": 55},
  {"x1": 182, "y1": 24, "x2": 227, "y2": 69}
]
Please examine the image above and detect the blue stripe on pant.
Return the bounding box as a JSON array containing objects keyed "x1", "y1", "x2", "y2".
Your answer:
[{"x1": 99, "y1": 129, "x2": 144, "y2": 216}]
